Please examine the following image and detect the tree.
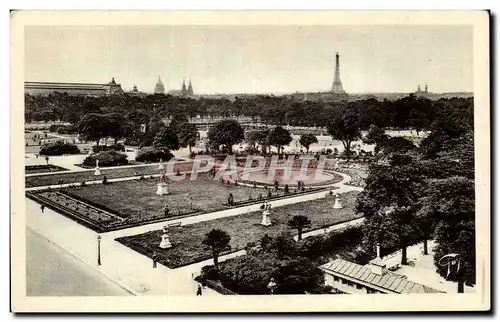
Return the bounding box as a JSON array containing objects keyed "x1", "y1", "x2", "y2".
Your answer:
[
  {"x1": 271, "y1": 233, "x2": 296, "y2": 259},
  {"x1": 377, "y1": 137, "x2": 416, "y2": 157},
  {"x1": 269, "y1": 126, "x2": 292, "y2": 156},
  {"x1": 327, "y1": 110, "x2": 361, "y2": 161},
  {"x1": 408, "y1": 108, "x2": 427, "y2": 136},
  {"x1": 153, "y1": 126, "x2": 180, "y2": 151},
  {"x1": 363, "y1": 125, "x2": 389, "y2": 155},
  {"x1": 78, "y1": 113, "x2": 108, "y2": 146},
  {"x1": 254, "y1": 129, "x2": 271, "y2": 154},
  {"x1": 207, "y1": 119, "x2": 245, "y2": 154},
  {"x1": 106, "y1": 113, "x2": 132, "y2": 145},
  {"x1": 356, "y1": 154, "x2": 426, "y2": 264},
  {"x1": 423, "y1": 177, "x2": 475, "y2": 293},
  {"x1": 299, "y1": 134, "x2": 318, "y2": 153},
  {"x1": 202, "y1": 229, "x2": 231, "y2": 270},
  {"x1": 245, "y1": 131, "x2": 262, "y2": 152},
  {"x1": 288, "y1": 215, "x2": 312, "y2": 241},
  {"x1": 169, "y1": 112, "x2": 189, "y2": 133},
  {"x1": 177, "y1": 122, "x2": 198, "y2": 154}
]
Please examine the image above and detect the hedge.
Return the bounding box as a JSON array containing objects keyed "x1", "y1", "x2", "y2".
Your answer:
[
  {"x1": 135, "y1": 146, "x2": 173, "y2": 162},
  {"x1": 83, "y1": 150, "x2": 128, "y2": 167},
  {"x1": 39, "y1": 141, "x2": 80, "y2": 156},
  {"x1": 92, "y1": 144, "x2": 125, "y2": 153},
  {"x1": 48, "y1": 124, "x2": 78, "y2": 134}
]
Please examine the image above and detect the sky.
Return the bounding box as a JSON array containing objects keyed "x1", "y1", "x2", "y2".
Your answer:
[{"x1": 25, "y1": 25, "x2": 473, "y2": 94}]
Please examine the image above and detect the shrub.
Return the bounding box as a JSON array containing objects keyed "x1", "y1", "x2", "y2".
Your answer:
[
  {"x1": 135, "y1": 146, "x2": 173, "y2": 162},
  {"x1": 124, "y1": 137, "x2": 140, "y2": 146},
  {"x1": 92, "y1": 144, "x2": 125, "y2": 153},
  {"x1": 83, "y1": 150, "x2": 128, "y2": 167},
  {"x1": 39, "y1": 141, "x2": 80, "y2": 156},
  {"x1": 49, "y1": 124, "x2": 78, "y2": 134}
]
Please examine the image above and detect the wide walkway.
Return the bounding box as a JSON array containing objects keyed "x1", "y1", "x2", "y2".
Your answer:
[
  {"x1": 386, "y1": 241, "x2": 475, "y2": 294},
  {"x1": 26, "y1": 227, "x2": 130, "y2": 296}
]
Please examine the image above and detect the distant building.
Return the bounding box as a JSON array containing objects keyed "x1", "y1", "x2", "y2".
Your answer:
[
  {"x1": 320, "y1": 246, "x2": 442, "y2": 294},
  {"x1": 415, "y1": 84, "x2": 430, "y2": 97},
  {"x1": 25, "y1": 78, "x2": 125, "y2": 96},
  {"x1": 168, "y1": 78, "x2": 195, "y2": 97},
  {"x1": 154, "y1": 76, "x2": 166, "y2": 94},
  {"x1": 128, "y1": 85, "x2": 147, "y2": 97}
]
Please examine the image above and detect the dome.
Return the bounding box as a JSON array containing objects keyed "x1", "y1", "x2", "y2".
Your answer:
[{"x1": 154, "y1": 76, "x2": 165, "y2": 94}]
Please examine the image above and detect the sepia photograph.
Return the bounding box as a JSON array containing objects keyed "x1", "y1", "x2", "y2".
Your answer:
[{"x1": 10, "y1": 10, "x2": 490, "y2": 312}]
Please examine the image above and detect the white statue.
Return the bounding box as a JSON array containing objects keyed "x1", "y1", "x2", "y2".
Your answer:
[
  {"x1": 333, "y1": 194, "x2": 343, "y2": 209},
  {"x1": 158, "y1": 158, "x2": 164, "y2": 170},
  {"x1": 159, "y1": 233, "x2": 172, "y2": 249},
  {"x1": 261, "y1": 206, "x2": 272, "y2": 226},
  {"x1": 94, "y1": 159, "x2": 101, "y2": 176}
]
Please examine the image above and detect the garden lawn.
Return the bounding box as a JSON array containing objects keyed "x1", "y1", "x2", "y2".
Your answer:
[
  {"x1": 25, "y1": 161, "x2": 194, "y2": 187},
  {"x1": 116, "y1": 191, "x2": 361, "y2": 268},
  {"x1": 61, "y1": 174, "x2": 258, "y2": 218}
]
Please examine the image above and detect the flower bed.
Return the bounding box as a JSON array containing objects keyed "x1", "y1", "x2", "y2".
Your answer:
[
  {"x1": 25, "y1": 164, "x2": 68, "y2": 174},
  {"x1": 26, "y1": 189, "x2": 199, "y2": 232},
  {"x1": 116, "y1": 191, "x2": 361, "y2": 268}
]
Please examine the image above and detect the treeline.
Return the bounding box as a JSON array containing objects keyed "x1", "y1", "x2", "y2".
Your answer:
[
  {"x1": 25, "y1": 92, "x2": 473, "y2": 132},
  {"x1": 357, "y1": 107, "x2": 475, "y2": 292}
]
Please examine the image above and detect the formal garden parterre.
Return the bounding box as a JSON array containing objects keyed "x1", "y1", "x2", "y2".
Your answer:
[
  {"x1": 26, "y1": 169, "x2": 335, "y2": 232},
  {"x1": 116, "y1": 190, "x2": 361, "y2": 268}
]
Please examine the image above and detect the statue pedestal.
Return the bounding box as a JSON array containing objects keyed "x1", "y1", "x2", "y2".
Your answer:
[
  {"x1": 94, "y1": 167, "x2": 101, "y2": 176},
  {"x1": 333, "y1": 197, "x2": 343, "y2": 209},
  {"x1": 261, "y1": 210, "x2": 272, "y2": 226},
  {"x1": 156, "y1": 182, "x2": 169, "y2": 195},
  {"x1": 159, "y1": 234, "x2": 172, "y2": 249}
]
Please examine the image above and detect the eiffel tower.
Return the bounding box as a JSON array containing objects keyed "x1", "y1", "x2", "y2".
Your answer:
[{"x1": 331, "y1": 52, "x2": 346, "y2": 94}]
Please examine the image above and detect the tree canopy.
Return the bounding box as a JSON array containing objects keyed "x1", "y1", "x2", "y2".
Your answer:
[
  {"x1": 299, "y1": 134, "x2": 318, "y2": 153},
  {"x1": 202, "y1": 229, "x2": 231, "y2": 270},
  {"x1": 269, "y1": 126, "x2": 293, "y2": 155},
  {"x1": 207, "y1": 119, "x2": 245, "y2": 154},
  {"x1": 327, "y1": 109, "x2": 362, "y2": 160}
]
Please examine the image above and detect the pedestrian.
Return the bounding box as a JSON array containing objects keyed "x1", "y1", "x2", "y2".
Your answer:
[
  {"x1": 40, "y1": 204, "x2": 45, "y2": 213},
  {"x1": 152, "y1": 251, "x2": 158, "y2": 268},
  {"x1": 197, "y1": 284, "x2": 202, "y2": 296}
]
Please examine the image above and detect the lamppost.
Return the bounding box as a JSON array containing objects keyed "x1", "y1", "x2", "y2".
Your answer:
[
  {"x1": 438, "y1": 253, "x2": 463, "y2": 293},
  {"x1": 97, "y1": 235, "x2": 102, "y2": 266},
  {"x1": 267, "y1": 277, "x2": 277, "y2": 295}
]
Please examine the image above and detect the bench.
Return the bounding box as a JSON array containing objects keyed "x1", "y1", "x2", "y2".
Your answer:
[{"x1": 168, "y1": 222, "x2": 182, "y2": 227}]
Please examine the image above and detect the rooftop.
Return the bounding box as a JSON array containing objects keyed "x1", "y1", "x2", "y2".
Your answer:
[{"x1": 320, "y1": 258, "x2": 442, "y2": 294}]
